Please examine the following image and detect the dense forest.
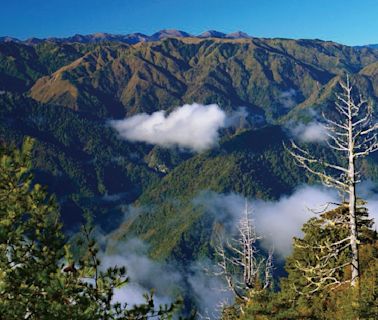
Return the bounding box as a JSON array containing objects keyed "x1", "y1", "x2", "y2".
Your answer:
[{"x1": 0, "y1": 35, "x2": 378, "y2": 318}]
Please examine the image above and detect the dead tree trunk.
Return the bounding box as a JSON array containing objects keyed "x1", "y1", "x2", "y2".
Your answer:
[
  {"x1": 214, "y1": 201, "x2": 273, "y2": 301},
  {"x1": 346, "y1": 81, "x2": 359, "y2": 286}
]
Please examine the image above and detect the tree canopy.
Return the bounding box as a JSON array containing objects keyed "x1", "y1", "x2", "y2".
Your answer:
[{"x1": 0, "y1": 138, "x2": 178, "y2": 319}]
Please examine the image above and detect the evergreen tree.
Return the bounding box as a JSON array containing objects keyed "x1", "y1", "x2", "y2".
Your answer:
[
  {"x1": 222, "y1": 205, "x2": 378, "y2": 320},
  {"x1": 0, "y1": 138, "x2": 178, "y2": 319},
  {"x1": 276, "y1": 205, "x2": 378, "y2": 319}
]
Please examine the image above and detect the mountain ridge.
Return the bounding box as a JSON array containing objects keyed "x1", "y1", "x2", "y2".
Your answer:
[
  {"x1": 4, "y1": 30, "x2": 376, "y2": 48},
  {"x1": 0, "y1": 29, "x2": 254, "y2": 45},
  {"x1": 25, "y1": 37, "x2": 378, "y2": 122}
]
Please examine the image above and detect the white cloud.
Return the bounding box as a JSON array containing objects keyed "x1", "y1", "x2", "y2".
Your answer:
[
  {"x1": 252, "y1": 186, "x2": 338, "y2": 255},
  {"x1": 100, "y1": 238, "x2": 232, "y2": 318},
  {"x1": 290, "y1": 121, "x2": 328, "y2": 143},
  {"x1": 193, "y1": 192, "x2": 247, "y2": 233},
  {"x1": 110, "y1": 103, "x2": 246, "y2": 152},
  {"x1": 100, "y1": 239, "x2": 182, "y2": 308},
  {"x1": 187, "y1": 261, "x2": 233, "y2": 319},
  {"x1": 279, "y1": 89, "x2": 297, "y2": 109},
  {"x1": 357, "y1": 180, "x2": 378, "y2": 231},
  {"x1": 193, "y1": 185, "x2": 339, "y2": 257},
  {"x1": 193, "y1": 182, "x2": 378, "y2": 257}
]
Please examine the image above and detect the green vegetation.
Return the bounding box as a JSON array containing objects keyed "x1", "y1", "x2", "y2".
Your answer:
[
  {"x1": 113, "y1": 126, "x2": 307, "y2": 260},
  {"x1": 222, "y1": 206, "x2": 378, "y2": 319},
  {"x1": 0, "y1": 138, "x2": 178, "y2": 319},
  {"x1": 0, "y1": 92, "x2": 161, "y2": 230}
]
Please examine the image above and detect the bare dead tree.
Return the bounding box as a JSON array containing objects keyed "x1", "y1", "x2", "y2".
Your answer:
[
  {"x1": 287, "y1": 75, "x2": 378, "y2": 288},
  {"x1": 214, "y1": 201, "x2": 273, "y2": 302}
]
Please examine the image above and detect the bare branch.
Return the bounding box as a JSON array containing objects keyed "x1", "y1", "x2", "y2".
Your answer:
[
  {"x1": 213, "y1": 201, "x2": 273, "y2": 301},
  {"x1": 286, "y1": 76, "x2": 378, "y2": 290}
]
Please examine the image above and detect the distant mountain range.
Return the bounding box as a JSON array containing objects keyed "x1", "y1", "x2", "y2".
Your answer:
[
  {"x1": 0, "y1": 29, "x2": 254, "y2": 45},
  {"x1": 2, "y1": 30, "x2": 377, "y2": 48},
  {"x1": 354, "y1": 43, "x2": 378, "y2": 49}
]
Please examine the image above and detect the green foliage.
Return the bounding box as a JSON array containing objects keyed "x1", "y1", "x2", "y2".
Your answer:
[
  {"x1": 111, "y1": 127, "x2": 308, "y2": 259},
  {"x1": 221, "y1": 290, "x2": 277, "y2": 320},
  {"x1": 228, "y1": 206, "x2": 378, "y2": 320},
  {"x1": 0, "y1": 139, "x2": 179, "y2": 319},
  {"x1": 0, "y1": 137, "x2": 66, "y2": 318},
  {"x1": 0, "y1": 92, "x2": 161, "y2": 229}
]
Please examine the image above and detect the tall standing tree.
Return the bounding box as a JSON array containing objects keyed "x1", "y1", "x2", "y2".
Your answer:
[{"x1": 287, "y1": 76, "x2": 378, "y2": 288}]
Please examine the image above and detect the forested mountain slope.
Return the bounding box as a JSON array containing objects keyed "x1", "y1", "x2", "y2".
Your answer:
[{"x1": 2, "y1": 36, "x2": 378, "y2": 260}]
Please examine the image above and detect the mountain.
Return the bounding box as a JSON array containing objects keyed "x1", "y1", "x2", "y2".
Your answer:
[
  {"x1": 2, "y1": 35, "x2": 378, "y2": 261},
  {"x1": 3, "y1": 30, "x2": 377, "y2": 50},
  {"x1": 0, "y1": 40, "x2": 92, "y2": 92},
  {"x1": 45, "y1": 32, "x2": 150, "y2": 44},
  {"x1": 225, "y1": 31, "x2": 251, "y2": 39},
  {"x1": 109, "y1": 126, "x2": 310, "y2": 260},
  {"x1": 26, "y1": 37, "x2": 378, "y2": 122},
  {"x1": 198, "y1": 30, "x2": 226, "y2": 38},
  {"x1": 355, "y1": 43, "x2": 378, "y2": 49},
  {"x1": 121, "y1": 32, "x2": 150, "y2": 44},
  {"x1": 150, "y1": 29, "x2": 192, "y2": 40},
  {"x1": 24, "y1": 37, "x2": 45, "y2": 45},
  {"x1": 0, "y1": 36, "x2": 21, "y2": 43},
  {"x1": 0, "y1": 29, "x2": 252, "y2": 45}
]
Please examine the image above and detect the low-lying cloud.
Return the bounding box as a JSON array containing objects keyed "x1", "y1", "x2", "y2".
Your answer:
[
  {"x1": 110, "y1": 103, "x2": 247, "y2": 152},
  {"x1": 279, "y1": 88, "x2": 298, "y2": 109},
  {"x1": 357, "y1": 180, "x2": 378, "y2": 230},
  {"x1": 290, "y1": 121, "x2": 328, "y2": 143},
  {"x1": 99, "y1": 238, "x2": 232, "y2": 319},
  {"x1": 252, "y1": 186, "x2": 338, "y2": 255},
  {"x1": 194, "y1": 182, "x2": 378, "y2": 257},
  {"x1": 101, "y1": 239, "x2": 182, "y2": 308},
  {"x1": 194, "y1": 186, "x2": 339, "y2": 256},
  {"x1": 188, "y1": 261, "x2": 233, "y2": 319}
]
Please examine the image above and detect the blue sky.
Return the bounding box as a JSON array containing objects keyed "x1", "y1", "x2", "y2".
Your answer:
[{"x1": 1, "y1": 0, "x2": 377, "y2": 45}]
